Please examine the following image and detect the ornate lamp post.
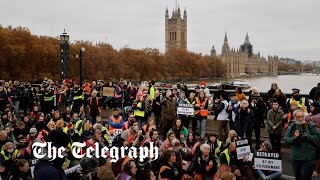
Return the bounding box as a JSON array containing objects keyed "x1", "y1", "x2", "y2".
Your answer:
[{"x1": 60, "y1": 29, "x2": 70, "y2": 81}]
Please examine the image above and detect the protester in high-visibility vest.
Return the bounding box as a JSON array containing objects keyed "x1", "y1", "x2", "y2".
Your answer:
[
  {"x1": 70, "y1": 83, "x2": 84, "y2": 114},
  {"x1": 42, "y1": 85, "x2": 54, "y2": 116},
  {"x1": 186, "y1": 92, "x2": 197, "y2": 133},
  {"x1": 121, "y1": 120, "x2": 141, "y2": 146},
  {"x1": 219, "y1": 142, "x2": 255, "y2": 179},
  {"x1": 87, "y1": 90, "x2": 101, "y2": 124},
  {"x1": 148, "y1": 79, "x2": 156, "y2": 100},
  {"x1": 63, "y1": 113, "x2": 80, "y2": 133},
  {"x1": 195, "y1": 91, "x2": 208, "y2": 140},
  {"x1": 177, "y1": 91, "x2": 190, "y2": 128},
  {"x1": 82, "y1": 80, "x2": 91, "y2": 107},
  {"x1": 141, "y1": 118, "x2": 157, "y2": 138},
  {"x1": 108, "y1": 109, "x2": 123, "y2": 136},
  {"x1": 286, "y1": 88, "x2": 310, "y2": 113},
  {"x1": 133, "y1": 93, "x2": 145, "y2": 127},
  {"x1": 1, "y1": 142, "x2": 18, "y2": 159},
  {"x1": 159, "y1": 149, "x2": 191, "y2": 180}
]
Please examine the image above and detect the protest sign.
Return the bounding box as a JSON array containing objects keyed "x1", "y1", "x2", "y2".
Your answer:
[
  {"x1": 108, "y1": 128, "x2": 123, "y2": 143},
  {"x1": 102, "y1": 87, "x2": 114, "y2": 97},
  {"x1": 30, "y1": 159, "x2": 39, "y2": 179},
  {"x1": 138, "y1": 85, "x2": 148, "y2": 92},
  {"x1": 254, "y1": 152, "x2": 282, "y2": 172},
  {"x1": 235, "y1": 139, "x2": 251, "y2": 160},
  {"x1": 65, "y1": 164, "x2": 82, "y2": 175},
  {"x1": 177, "y1": 104, "x2": 194, "y2": 115}
]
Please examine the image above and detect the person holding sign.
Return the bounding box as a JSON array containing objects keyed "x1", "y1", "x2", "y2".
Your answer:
[
  {"x1": 255, "y1": 141, "x2": 282, "y2": 180},
  {"x1": 219, "y1": 142, "x2": 255, "y2": 180},
  {"x1": 177, "y1": 91, "x2": 190, "y2": 128},
  {"x1": 108, "y1": 109, "x2": 124, "y2": 136},
  {"x1": 284, "y1": 109, "x2": 320, "y2": 180}
]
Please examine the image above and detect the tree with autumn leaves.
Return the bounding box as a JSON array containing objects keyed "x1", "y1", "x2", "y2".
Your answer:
[{"x1": 0, "y1": 25, "x2": 226, "y2": 82}]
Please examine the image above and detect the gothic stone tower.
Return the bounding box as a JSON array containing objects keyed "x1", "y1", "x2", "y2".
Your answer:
[{"x1": 165, "y1": 7, "x2": 187, "y2": 53}]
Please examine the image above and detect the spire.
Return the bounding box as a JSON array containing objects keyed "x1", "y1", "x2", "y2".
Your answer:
[
  {"x1": 165, "y1": 7, "x2": 169, "y2": 18},
  {"x1": 224, "y1": 31, "x2": 228, "y2": 42},
  {"x1": 222, "y1": 31, "x2": 230, "y2": 54},
  {"x1": 183, "y1": 8, "x2": 187, "y2": 19},
  {"x1": 244, "y1": 32, "x2": 250, "y2": 44}
]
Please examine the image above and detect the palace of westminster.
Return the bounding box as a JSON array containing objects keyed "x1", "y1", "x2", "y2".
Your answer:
[{"x1": 165, "y1": 7, "x2": 278, "y2": 78}]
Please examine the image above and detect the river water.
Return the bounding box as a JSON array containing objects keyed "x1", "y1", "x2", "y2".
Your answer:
[
  {"x1": 187, "y1": 75, "x2": 320, "y2": 94},
  {"x1": 248, "y1": 75, "x2": 320, "y2": 94}
]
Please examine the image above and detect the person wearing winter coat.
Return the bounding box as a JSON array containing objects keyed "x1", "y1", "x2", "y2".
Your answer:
[
  {"x1": 161, "y1": 90, "x2": 177, "y2": 139},
  {"x1": 168, "y1": 118, "x2": 188, "y2": 143},
  {"x1": 267, "y1": 101, "x2": 284, "y2": 152},
  {"x1": 285, "y1": 109, "x2": 320, "y2": 180},
  {"x1": 234, "y1": 100, "x2": 256, "y2": 148},
  {"x1": 191, "y1": 143, "x2": 218, "y2": 180}
]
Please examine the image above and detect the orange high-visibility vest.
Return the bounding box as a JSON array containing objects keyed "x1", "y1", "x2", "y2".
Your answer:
[
  {"x1": 125, "y1": 130, "x2": 137, "y2": 144},
  {"x1": 109, "y1": 116, "x2": 122, "y2": 135},
  {"x1": 196, "y1": 98, "x2": 208, "y2": 117},
  {"x1": 88, "y1": 97, "x2": 101, "y2": 114}
]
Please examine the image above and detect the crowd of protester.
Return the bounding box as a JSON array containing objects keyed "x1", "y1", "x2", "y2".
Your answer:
[{"x1": 0, "y1": 79, "x2": 319, "y2": 180}]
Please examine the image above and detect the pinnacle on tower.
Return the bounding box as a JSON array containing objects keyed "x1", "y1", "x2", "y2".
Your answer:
[
  {"x1": 224, "y1": 31, "x2": 228, "y2": 42},
  {"x1": 244, "y1": 32, "x2": 250, "y2": 44}
]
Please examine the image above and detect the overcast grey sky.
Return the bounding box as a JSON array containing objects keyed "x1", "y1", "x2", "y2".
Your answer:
[{"x1": 1, "y1": 0, "x2": 319, "y2": 60}]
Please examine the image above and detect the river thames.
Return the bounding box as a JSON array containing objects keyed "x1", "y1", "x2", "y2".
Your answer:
[
  {"x1": 248, "y1": 75, "x2": 320, "y2": 94},
  {"x1": 191, "y1": 74, "x2": 320, "y2": 94}
]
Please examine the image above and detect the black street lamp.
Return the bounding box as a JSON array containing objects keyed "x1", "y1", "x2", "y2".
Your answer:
[
  {"x1": 60, "y1": 29, "x2": 70, "y2": 81},
  {"x1": 78, "y1": 47, "x2": 85, "y2": 87}
]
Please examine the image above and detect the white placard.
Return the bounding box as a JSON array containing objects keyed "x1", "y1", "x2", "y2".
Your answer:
[
  {"x1": 235, "y1": 139, "x2": 251, "y2": 160},
  {"x1": 29, "y1": 159, "x2": 38, "y2": 179},
  {"x1": 236, "y1": 145, "x2": 251, "y2": 160},
  {"x1": 254, "y1": 152, "x2": 282, "y2": 171},
  {"x1": 65, "y1": 164, "x2": 82, "y2": 175},
  {"x1": 254, "y1": 158, "x2": 282, "y2": 171},
  {"x1": 177, "y1": 104, "x2": 194, "y2": 115}
]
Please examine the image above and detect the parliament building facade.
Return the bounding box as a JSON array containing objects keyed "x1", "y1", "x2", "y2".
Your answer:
[{"x1": 216, "y1": 33, "x2": 278, "y2": 78}]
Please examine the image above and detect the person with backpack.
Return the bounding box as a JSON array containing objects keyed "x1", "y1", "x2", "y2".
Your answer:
[
  {"x1": 215, "y1": 93, "x2": 229, "y2": 142},
  {"x1": 285, "y1": 109, "x2": 320, "y2": 180}
]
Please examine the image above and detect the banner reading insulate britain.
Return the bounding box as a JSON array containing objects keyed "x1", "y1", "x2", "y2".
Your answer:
[{"x1": 254, "y1": 151, "x2": 282, "y2": 172}]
